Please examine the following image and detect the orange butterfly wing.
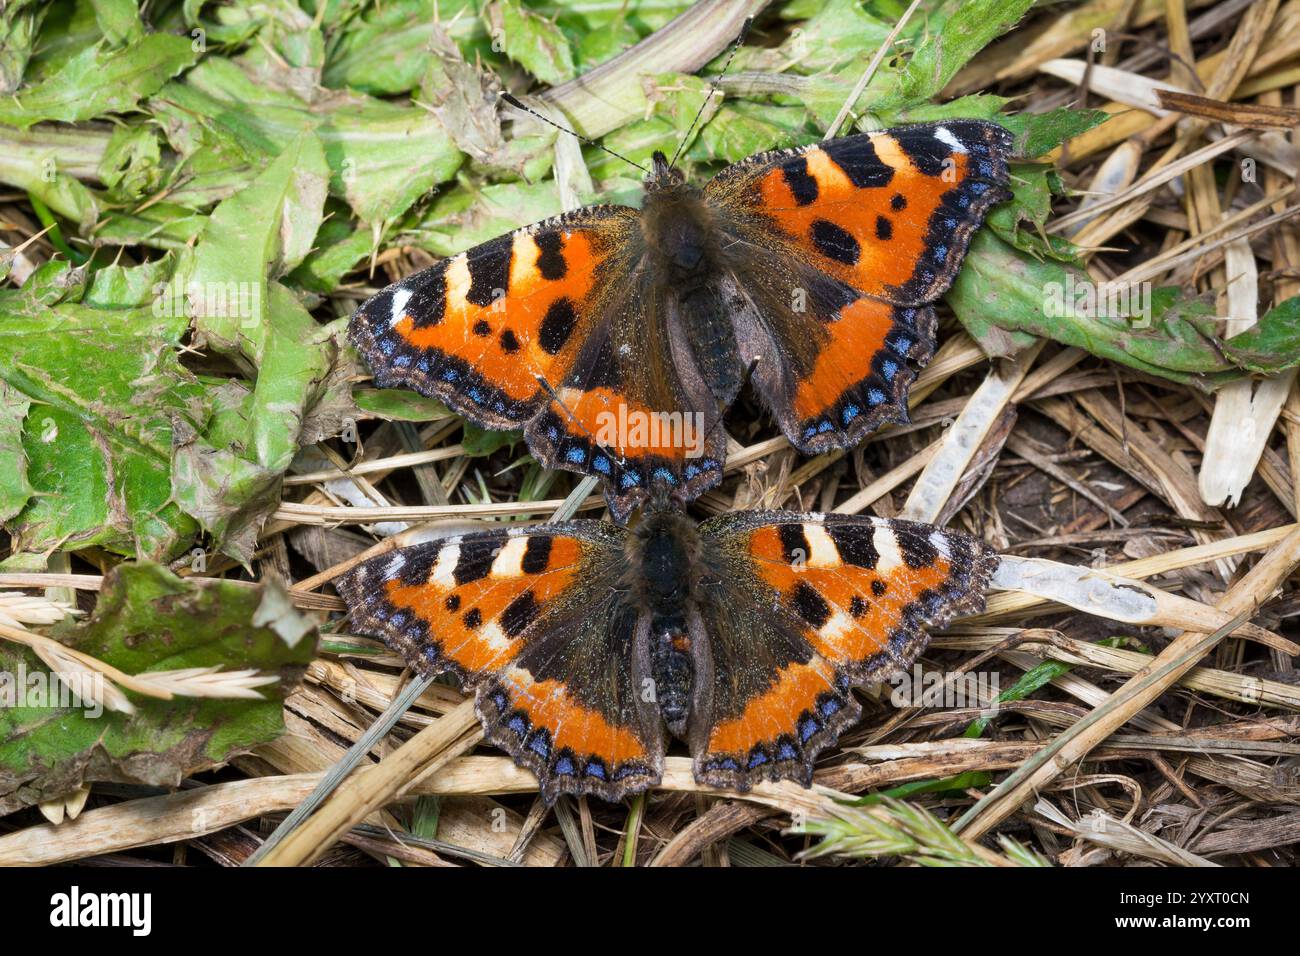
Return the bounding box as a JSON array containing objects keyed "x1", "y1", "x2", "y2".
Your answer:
[
  {"x1": 336, "y1": 524, "x2": 664, "y2": 803},
  {"x1": 350, "y1": 205, "x2": 726, "y2": 520},
  {"x1": 705, "y1": 121, "x2": 1012, "y2": 453},
  {"x1": 690, "y1": 511, "x2": 996, "y2": 791}
]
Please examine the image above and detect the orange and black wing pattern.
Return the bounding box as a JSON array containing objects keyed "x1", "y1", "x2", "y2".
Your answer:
[
  {"x1": 335, "y1": 523, "x2": 664, "y2": 803},
  {"x1": 522, "y1": 273, "x2": 728, "y2": 522},
  {"x1": 350, "y1": 206, "x2": 637, "y2": 431},
  {"x1": 349, "y1": 205, "x2": 725, "y2": 520},
  {"x1": 705, "y1": 121, "x2": 1012, "y2": 453},
  {"x1": 690, "y1": 511, "x2": 996, "y2": 791}
]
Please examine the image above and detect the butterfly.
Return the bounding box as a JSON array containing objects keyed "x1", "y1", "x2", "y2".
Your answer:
[
  {"x1": 349, "y1": 120, "x2": 1013, "y2": 521},
  {"x1": 336, "y1": 506, "x2": 996, "y2": 803}
]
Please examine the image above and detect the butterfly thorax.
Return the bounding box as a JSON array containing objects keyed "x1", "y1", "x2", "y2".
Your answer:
[
  {"x1": 628, "y1": 506, "x2": 700, "y2": 616},
  {"x1": 641, "y1": 153, "x2": 745, "y2": 407},
  {"x1": 641, "y1": 186, "x2": 713, "y2": 282}
]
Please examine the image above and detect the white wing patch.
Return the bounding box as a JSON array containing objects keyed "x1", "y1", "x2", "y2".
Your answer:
[
  {"x1": 873, "y1": 527, "x2": 904, "y2": 574},
  {"x1": 929, "y1": 530, "x2": 953, "y2": 560},
  {"x1": 491, "y1": 536, "x2": 530, "y2": 578},
  {"x1": 933, "y1": 126, "x2": 967, "y2": 154},
  {"x1": 430, "y1": 545, "x2": 461, "y2": 587},
  {"x1": 802, "y1": 525, "x2": 842, "y2": 568},
  {"x1": 389, "y1": 288, "x2": 413, "y2": 328}
]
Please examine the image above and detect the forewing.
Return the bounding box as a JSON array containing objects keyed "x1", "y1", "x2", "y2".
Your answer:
[
  {"x1": 336, "y1": 522, "x2": 663, "y2": 803},
  {"x1": 704, "y1": 122, "x2": 1012, "y2": 453}
]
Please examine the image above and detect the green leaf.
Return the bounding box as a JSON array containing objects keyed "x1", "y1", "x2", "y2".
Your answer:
[
  {"x1": 901, "y1": 0, "x2": 1034, "y2": 102},
  {"x1": 0, "y1": 563, "x2": 316, "y2": 813},
  {"x1": 947, "y1": 232, "x2": 1300, "y2": 383},
  {"x1": 488, "y1": 0, "x2": 577, "y2": 86},
  {"x1": 0, "y1": 32, "x2": 197, "y2": 129},
  {"x1": 169, "y1": 414, "x2": 283, "y2": 568},
  {"x1": 353, "y1": 388, "x2": 453, "y2": 423},
  {"x1": 181, "y1": 129, "x2": 330, "y2": 361},
  {"x1": 85, "y1": 253, "x2": 178, "y2": 310},
  {"x1": 695, "y1": 101, "x2": 815, "y2": 165},
  {"x1": 0, "y1": 381, "x2": 34, "y2": 522},
  {"x1": 154, "y1": 56, "x2": 462, "y2": 224},
  {"x1": 963, "y1": 660, "x2": 1074, "y2": 738},
  {"x1": 0, "y1": 131, "x2": 103, "y2": 230},
  {"x1": 0, "y1": 0, "x2": 48, "y2": 95},
  {"x1": 95, "y1": 203, "x2": 209, "y2": 250},
  {"x1": 168, "y1": 131, "x2": 353, "y2": 562},
  {"x1": 288, "y1": 212, "x2": 377, "y2": 294},
  {"x1": 775, "y1": 0, "x2": 892, "y2": 74},
  {"x1": 413, "y1": 178, "x2": 566, "y2": 257},
  {"x1": 419, "y1": 23, "x2": 524, "y2": 175},
  {"x1": 1222, "y1": 296, "x2": 1300, "y2": 374},
  {"x1": 575, "y1": 12, "x2": 640, "y2": 69},
  {"x1": 462, "y1": 421, "x2": 522, "y2": 457},
  {"x1": 0, "y1": 276, "x2": 205, "y2": 560},
  {"x1": 97, "y1": 122, "x2": 164, "y2": 203},
  {"x1": 323, "y1": 0, "x2": 482, "y2": 95},
  {"x1": 1000, "y1": 108, "x2": 1110, "y2": 158},
  {"x1": 986, "y1": 163, "x2": 1082, "y2": 264},
  {"x1": 91, "y1": 0, "x2": 145, "y2": 46}
]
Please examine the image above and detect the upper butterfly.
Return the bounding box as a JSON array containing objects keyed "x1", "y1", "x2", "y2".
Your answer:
[{"x1": 350, "y1": 121, "x2": 1013, "y2": 520}]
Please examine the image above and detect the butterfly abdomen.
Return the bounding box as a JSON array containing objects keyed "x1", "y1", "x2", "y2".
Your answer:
[
  {"x1": 650, "y1": 620, "x2": 693, "y2": 737},
  {"x1": 629, "y1": 509, "x2": 708, "y2": 737}
]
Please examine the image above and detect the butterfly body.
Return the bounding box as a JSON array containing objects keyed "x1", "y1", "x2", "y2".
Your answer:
[
  {"x1": 337, "y1": 506, "x2": 997, "y2": 803},
  {"x1": 351, "y1": 122, "x2": 1014, "y2": 521}
]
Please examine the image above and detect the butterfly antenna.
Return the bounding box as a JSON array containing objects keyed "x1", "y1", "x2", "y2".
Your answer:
[
  {"x1": 500, "y1": 92, "x2": 650, "y2": 175},
  {"x1": 534, "y1": 375, "x2": 630, "y2": 471},
  {"x1": 667, "y1": 17, "x2": 753, "y2": 170}
]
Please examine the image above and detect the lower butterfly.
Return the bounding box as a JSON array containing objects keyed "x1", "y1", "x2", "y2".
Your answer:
[{"x1": 336, "y1": 508, "x2": 996, "y2": 802}]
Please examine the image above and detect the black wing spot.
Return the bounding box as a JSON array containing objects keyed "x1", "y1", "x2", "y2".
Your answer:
[
  {"x1": 827, "y1": 524, "x2": 879, "y2": 569},
  {"x1": 534, "y1": 231, "x2": 567, "y2": 281},
  {"x1": 894, "y1": 129, "x2": 953, "y2": 177},
  {"x1": 900, "y1": 532, "x2": 940, "y2": 569},
  {"x1": 830, "y1": 137, "x2": 895, "y2": 189},
  {"x1": 465, "y1": 244, "x2": 512, "y2": 307},
  {"x1": 810, "y1": 219, "x2": 860, "y2": 266},
  {"x1": 463, "y1": 607, "x2": 483, "y2": 629},
  {"x1": 472, "y1": 319, "x2": 491, "y2": 336},
  {"x1": 871, "y1": 579, "x2": 887, "y2": 597},
  {"x1": 521, "y1": 535, "x2": 553, "y2": 573},
  {"x1": 501, "y1": 590, "x2": 541, "y2": 637},
  {"x1": 444, "y1": 594, "x2": 461, "y2": 612},
  {"x1": 781, "y1": 156, "x2": 820, "y2": 205},
  {"x1": 778, "y1": 524, "x2": 810, "y2": 564},
  {"x1": 453, "y1": 540, "x2": 497, "y2": 585},
  {"x1": 790, "y1": 581, "x2": 831, "y2": 629},
  {"x1": 891, "y1": 193, "x2": 907, "y2": 211},
  {"x1": 499, "y1": 329, "x2": 520, "y2": 353},
  {"x1": 392, "y1": 268, "x2": 446, "y2": 329},
  {"x1": 850, "y1": 595, "x2": 868, "y2": 617},
  {"x1": 539, "y1": 298, "x2": 578, "y2": 355},
  {"x1": 875, "y1": 216, "x2": 892, "y2": 241}
]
